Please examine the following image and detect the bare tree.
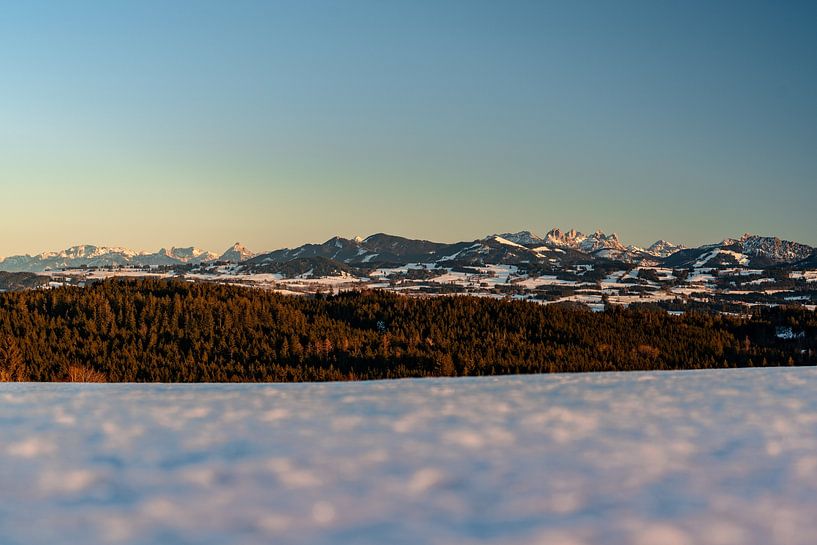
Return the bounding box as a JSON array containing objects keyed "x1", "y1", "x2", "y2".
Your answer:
[{"x1": 67, "y1": 365, "x2": 107, "y2": 383}]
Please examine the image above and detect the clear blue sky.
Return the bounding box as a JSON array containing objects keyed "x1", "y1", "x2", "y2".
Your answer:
[{"x1": 1, "y1": 0, "x2": 815, "y2": 256}]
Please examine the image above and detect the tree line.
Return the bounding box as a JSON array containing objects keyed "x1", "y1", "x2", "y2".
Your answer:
[{"x1": 0, "y1": 279, "x2": 814, "y2": 382}]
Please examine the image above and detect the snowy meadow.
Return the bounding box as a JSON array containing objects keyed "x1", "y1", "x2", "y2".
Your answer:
[{"x1": 2, "y1": 368, "x2": 817, "y2": 545}]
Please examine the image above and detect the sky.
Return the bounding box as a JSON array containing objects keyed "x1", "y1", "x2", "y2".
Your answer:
[{"x1": 1, "y1": 0, "x2": 815, "y2": 256}]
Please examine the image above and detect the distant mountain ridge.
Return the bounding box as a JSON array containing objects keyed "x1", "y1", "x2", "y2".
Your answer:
[
  {"x1": 663, "y1": 234, "x2": 815, "y2": 269},
  {"x1": 0, "y1": 230, "x2": 813, "y2": 273},
  {"x1": 0, "y1": 245, "x2": 226, "y2": 272}
]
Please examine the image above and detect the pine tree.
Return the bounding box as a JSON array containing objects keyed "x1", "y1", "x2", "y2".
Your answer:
[{"x1": 0, "y1": 336, "x2": 27, "y2": 382}]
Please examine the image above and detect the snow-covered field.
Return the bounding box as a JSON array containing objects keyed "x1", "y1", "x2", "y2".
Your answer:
[
  {"x1": 2, "y1": 369, "x2": 817, "y2": 545},
  {"x1": 35, "y1": 264, "x2": 817, "y2": 313}
]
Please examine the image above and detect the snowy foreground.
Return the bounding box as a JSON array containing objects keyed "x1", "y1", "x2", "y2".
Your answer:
[{"x1": 2, "y1": 369, "x2": 817, "y2": 545}]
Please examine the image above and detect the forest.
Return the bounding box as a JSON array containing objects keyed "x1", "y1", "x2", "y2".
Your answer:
[{"x1": 0, "y1": 279, "x2": 815, "y2": 382}]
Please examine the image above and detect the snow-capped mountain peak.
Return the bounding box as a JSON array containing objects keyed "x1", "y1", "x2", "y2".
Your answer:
[
  {"x1": 495, "y1": 231, "x2": 543, "y2": 246},
  {"x1": 733, "y1": 235, "x2": 812, "y2": 263},
  {"x1": 219, "y1": 243, "x2": 255, "y2": 263},
  {"x1": 645, "y1": 240, "x2": 685, "y2": 258},
  {"x1": 1, "y1": 230, "x2": 813, "y2": 273},
  {"x1": 544, "y1": 228, "x2": 584, "y2": 248},
  {"x1": 162, "y1": 247, "x2": 218, "y2": 263},
  {"x1": 0, "y1": 244, "x2": 220, "y2": 272},
  {"x1": 579, "y1": 231, "x2": 625, "y2": 253},
  {"x1": 544, "y1": 228, "x2": 626, "y2": 253}
]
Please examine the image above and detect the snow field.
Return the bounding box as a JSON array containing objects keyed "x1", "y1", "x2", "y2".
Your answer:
[{"x1": 3, "y1": 369, "x2": 817, "y2": 544}]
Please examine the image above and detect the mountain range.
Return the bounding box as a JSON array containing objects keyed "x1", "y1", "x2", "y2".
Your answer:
[{"x1": 1, "y1": 230, "x2": 814, "y2": 273}]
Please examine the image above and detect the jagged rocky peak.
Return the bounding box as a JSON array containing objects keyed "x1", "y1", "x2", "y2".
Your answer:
[
  {"x1": 706, "y1": 234, "x2": 812, "y2": 264},
  {"x1": 544, "y1": 228, "x2": 626, "y2": 253},
  {"x1": 719, "y1": 233, "x2": 749, "y2": 247},
  {"x1": 544, "y1": 228, "x2": 584, "y2": 247},
  {"x1": 735, "y1": 234, "x2": 813, "y2": 263},
  {"x1": 220, "y1": 243, "x2": 255, "y2": 263},
  {"x1": 588, "y1": 230, "x2": 620, "y2": 242},
  {"x1": 170, "y1": 247, "x2": 219, "y2": 263},
  {"x1": 170, "y1": 247, "x2": 199, "y2": 258},
  {"x1": 55, "y1": 245, "x2": 138, "y2": 259},
  {"x1": 579, "y1": 231, "x2": 626, "y2": 253},
  {"x1": 646, "y1": 240, "x2": 685, "y2": 258}
]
